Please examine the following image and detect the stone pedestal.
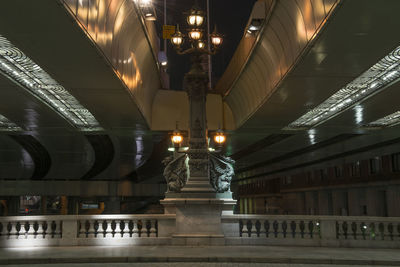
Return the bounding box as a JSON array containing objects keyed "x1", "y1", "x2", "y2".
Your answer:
[{"x1": 161, "y1": 192, "x2": 236, "y2": 245}]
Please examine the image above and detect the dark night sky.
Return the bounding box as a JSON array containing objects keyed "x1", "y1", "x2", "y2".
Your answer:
[{"x1": 152, "y1": 0, "x2": 256, "y2": 90}]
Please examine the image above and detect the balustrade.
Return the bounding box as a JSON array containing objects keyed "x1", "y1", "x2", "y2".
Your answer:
[
  {"x1": 222, "y1": 214, "x2": 400, "y2": 248},
  {"x1": 0, "y1": 214, "x2": 399, "y2": 248},
  {"x1": 336, "y1": 219, "x2": 400, "y2": 241},
  {"x1": 77, "y1": 218, "x2": 158, "y2": 239},
  {"x1": 236, "y1": 217, "x2": 320, "y2": 240},
  {"x1": 0, "y1": 219, "x2": 62, "y2": 240}
]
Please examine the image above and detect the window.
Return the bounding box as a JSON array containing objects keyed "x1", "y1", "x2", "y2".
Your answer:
[
  {"x1": 392, "y1": 153, "x2": 400, "y2": 172},
  {"x1": 335, "y1": 166, "x2": 343, "y2": 178},
  {"x1": 369, "y1": 157, "x2": 381, "y2": 174},
  {"x1": 283, "y1": 176, "x2": 292, "y2": 185},
  {"x1": 350, "y1": 161, "x2": 361, "y2": 177},
  {"x1": 320, "y1": 169, "x2": 328, "y2": 181}
]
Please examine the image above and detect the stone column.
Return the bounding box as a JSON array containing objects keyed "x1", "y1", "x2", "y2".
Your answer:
[
  {"x1": 181, "y1": 54, "x2": 214, "y2": 193},
  {"x1": 161, "y1": 53, "x2": 236, "y2": 245}
]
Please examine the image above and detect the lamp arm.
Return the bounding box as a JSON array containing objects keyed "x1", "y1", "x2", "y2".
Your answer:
[{"x1": 174, "y1": 47, "x2": 219, "y2": 55}]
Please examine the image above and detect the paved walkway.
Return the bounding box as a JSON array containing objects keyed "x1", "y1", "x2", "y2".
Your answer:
[{"x1": 0, "y1": 245, "x2": 399, "y2": 266}]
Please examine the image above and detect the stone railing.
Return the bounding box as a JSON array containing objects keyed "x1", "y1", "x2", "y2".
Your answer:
[
  {"x1": 0, "y1": 214, "x2": 175, "y2": 247},
  {"x1": 222, "y1": 215, "x2": 400, "y2": 248},
  {"x1": 1, "y1": 214, "x2": 399, "y2": 248}
]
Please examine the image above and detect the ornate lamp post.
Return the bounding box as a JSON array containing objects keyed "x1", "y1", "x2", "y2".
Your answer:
[
  {"x1": 164, "y1": 4, "x2": 231, "y2": 194},
  {"x1": 161, "y1": 3, "x2": 236, "y2": 245}
]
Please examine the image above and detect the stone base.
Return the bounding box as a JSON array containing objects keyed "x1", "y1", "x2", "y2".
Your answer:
[{"x1": 161, "y1": 195, "x2": 236, "y2": 246}]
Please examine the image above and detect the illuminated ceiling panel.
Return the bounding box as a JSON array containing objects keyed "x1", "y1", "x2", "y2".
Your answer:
[
  {"x1": 364, "y1": 111, "x2": 400, "y2": 128},
  {"x1": 0, "y1": 35, "x2": 102, "y2": 131},
  {"x1": 0, "y1": 114, "x2": 22, "y2": 131},
  {"x1": 287, "y1": 45, "x2": 400, "y2": 129}
]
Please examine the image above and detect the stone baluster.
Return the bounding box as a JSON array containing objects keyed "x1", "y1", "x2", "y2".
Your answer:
[
  {"x1": 47, "y1": 221, "x2": 54, "y2": 238},
  {"x1": 78, "y1": 221, "x2": 85, "y2": 238},
  {"x1": 290, "y1": 220, "x2": 297, "y2": 239},
  {"x1": 36, "y1": 221, "x2": 44, "y2": 239},
  {"x1": 105, "y1": 220, "x2": 113, "y2": 238},
  {"x1": 350, "y1": 221, "x2": 357, "y2": 240},
  {"x1": 338, "y1": 220, "x2": 347, "y2": 239},
  {"x1": 120, "y1": 220, "x2": 127, "y2": 238},
  {"x1": 87, "y1": 220, "x2": 96, "y2": 238},
  {"x1": 301, "y1": 220, "x2": 308, "y2": 239},
  {"x1": 258, "y1": 220, "x2": 266, "y2": 237},
  {"x1": 382, "y1": 222, "x2": 389, "y2": 241},
  {"x1": 8, "y1": 221, "x2": 18, "y2": 239},
  {"x1": 368, "y1": 222, "x2": 376, "y2": 240},
  {"x1": 251, "y1": 220, "x2": 258, "y2": 237},
  {"x1": 149, "y1": 220, "x2": 157, "y2": 237},
  {"x1": 360, "y1": 222, "x2": 367, "y2": 240},
  {"x1": 264, "y1": 220, "x2": 270, "y2": 238},
  {"x1": 27, "y1": 221, "x2": 36, "y2": 239},
  {"x1": 132, "y1": 220, "x2": 139, "y2": 237},
  {"x1": 378, "y1": 222, "x2": 385, "y2": 240},
  {"x1": 114, "y1": 220, "x2": 122, "y2": 238},
  {"x1": 20, "y1": 222, "x2": 28, "y2": 239},
  {"x1": 241, "y1": 220, "x2": 249, "y2": 237},
  {"x1": 141, "y1": 220, "x2": 149, "y2": 238},
  {"x1": 276, "y1": 220, "x2": 283, "y2": 239}
]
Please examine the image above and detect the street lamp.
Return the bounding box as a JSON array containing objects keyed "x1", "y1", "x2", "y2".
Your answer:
[
  {"x1": 187, "y1": 6, "x2": 204, "y2": 27},
  {"x1": 171, "y1": 26, "x2": 184, "y2": 47},
  {"x1": 214, "y1": 130, "x2": 226, "y2": 146},
  {"x1": 170, "y1": 6, "x2": 223, "y2": 55},
  {"x1": 163, "y1": 4, "x2": 234, "y2": 195}
]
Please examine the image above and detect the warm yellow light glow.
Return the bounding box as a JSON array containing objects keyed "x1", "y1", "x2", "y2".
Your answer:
[
  {"x1": 172, "y1": 134, "x2": 183, "y2": 144},
  {"x1": 211, "y1": 36, "x2": 222, "y2": 46},
  {"x1": 214, "y1": 133, "x2": 226, "y2": 144},
  {"x1": 171, "y1": 36, "x2": 183, "y2": 46},
  {"x1": 188, "y1": 15, "x2": 204, "y2": 27},
  {"x1": 197, "y1": 41, "x2": 205, "y2": 49},
  {"x1": 189, "y1": 30, "x2": 202, "y2": 40}
]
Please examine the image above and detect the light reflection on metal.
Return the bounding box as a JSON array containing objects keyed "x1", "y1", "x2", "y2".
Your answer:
[
  {"x1": 288, "y1": 45, "x2": 400, "y2": 129},
  {"x1": 364, "y1": 111, "x2": 400, "y2": 128},
  {"x1": 0, "y1": 35, "x2": 102, "y2": 131},
  {"x1": 0, "y1": 114, "x2": 22, "y2": 131}
]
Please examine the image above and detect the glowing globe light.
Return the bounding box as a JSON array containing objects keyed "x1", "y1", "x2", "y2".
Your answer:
[
  {"x1": 189, "y1": 29, "x2": 202, "y2": 40},
  {"x1": 187, "y1": 7, "x2": 204, "y2": 27},
  {"x1": 171, "y1": 132, "x2": 183, "y2": 145},
  {"x1": 214, "y1": 132, "x2": 226, "y2": 145}
]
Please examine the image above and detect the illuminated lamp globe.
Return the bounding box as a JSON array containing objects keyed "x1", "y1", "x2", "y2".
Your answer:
[
  {"x1": 171, "y1": 28, "x2": 184, "y2": 47},
  {"x1": 214, "y1": 131, "x2": 226, "y2": 145},
  {"x1": 187, "y1": 8, "x2": 204, "y2": 27},
  {"x1": 210, "y1": 27, "x2": 223, "y2": 47},
  {"x1": 171, "y1": 131, "x2": 183, "y2": 146},
  {"x1": 211, "y1": 33, "x2": 223, "y2": 46},
  {"x1": 189, "y1": 29, "x2": 202, "y2": 40},
  {"x1": 197, "y1": 40, "x2": 205, "y2": 49}
]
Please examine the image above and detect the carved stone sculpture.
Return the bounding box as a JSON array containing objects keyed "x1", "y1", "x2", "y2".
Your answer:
[
  {"x1": 162, "y1": 154, "x2": 189, "y2": 192},
  {"x1": 209, "y1": 153, "x2": 235, "y2": 193}
]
